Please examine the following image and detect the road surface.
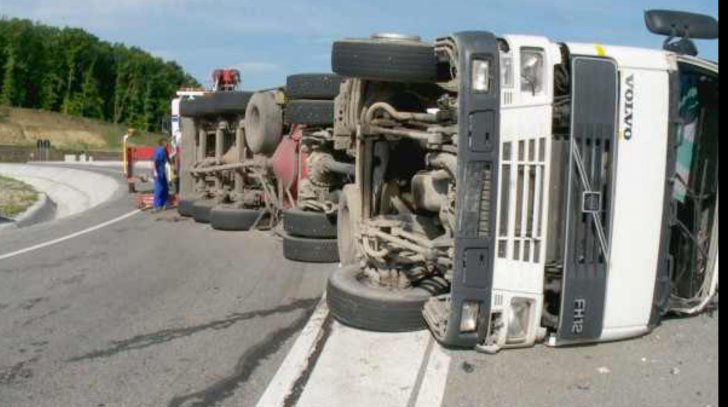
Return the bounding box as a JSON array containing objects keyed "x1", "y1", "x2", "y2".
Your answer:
[
  {"x1": 0, "y1": 164, "x2": 334, "y2": 407},
  {"x1": 0, "y1": 164, "x2": 718, "y2": 407}
]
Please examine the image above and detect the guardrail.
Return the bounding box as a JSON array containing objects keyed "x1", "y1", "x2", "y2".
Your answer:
[{"x1": 0, "y1": 144, "x2": 121, "y2": 163}]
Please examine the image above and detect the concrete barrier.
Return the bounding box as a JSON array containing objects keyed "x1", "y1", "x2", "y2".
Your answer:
[
  {"x1": 0, "y1": 164, "x2": 119, "y2": 222},
  {"x1": 0, "y1": 145, "x2": 120, "y2": 163}
]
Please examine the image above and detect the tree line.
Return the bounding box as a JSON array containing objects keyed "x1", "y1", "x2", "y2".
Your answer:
[{"x1": 0, "y1": 17, "x2": 199, "y2": 132}]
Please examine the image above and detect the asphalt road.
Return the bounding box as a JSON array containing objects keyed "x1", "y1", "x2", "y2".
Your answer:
[
  {"x1": 441, "y1": 310, "x2": 719, "y2": 407},
  {"x1": 0, "y1": 165, "x2": 334, "y2": 407},
  {"x1": 0, "y1": 164, "x2": 719, "y2": 407}
]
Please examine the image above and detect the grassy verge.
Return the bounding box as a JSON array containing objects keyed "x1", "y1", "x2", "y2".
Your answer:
[
  {"x1": 0, "y1": 107, "x2": 164, "y2": 152},
  {"x1": 0, "y1": 174, "x2": 39, "y2": 218}
]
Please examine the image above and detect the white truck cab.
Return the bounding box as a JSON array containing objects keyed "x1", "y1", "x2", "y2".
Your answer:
[
  {"x1": 482, "y1": 35, "x2": 718, "y2": 352},
  {"x1": 326, "y1": 10, "x2": 718, "y2": 352}
]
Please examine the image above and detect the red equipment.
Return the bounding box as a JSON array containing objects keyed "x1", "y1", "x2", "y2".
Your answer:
[
  {"x1": 125, "y1": 145, "x2": 178, "y2": 209},
  {"x1": 212, "y1": 69, "x2": 241, "y2": 91}
]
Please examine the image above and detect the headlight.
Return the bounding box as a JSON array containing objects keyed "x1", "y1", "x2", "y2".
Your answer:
[
  {"x1": 520, "y1": 48, "x2": 544, "y2": 94},
  {"x1": 506, "y1": 297, "x2": 532, "y2": 343},
  {"x1": 460, "y1": 301, "x2": 480, "y2": 332},
  {"x1": 471, "y1": 59, "x2": 491, "y2": 93}
]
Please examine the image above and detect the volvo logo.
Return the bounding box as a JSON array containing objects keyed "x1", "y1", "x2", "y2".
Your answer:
[{"x1": 623, "y1": 74, "x2": 635, "y2": 140}]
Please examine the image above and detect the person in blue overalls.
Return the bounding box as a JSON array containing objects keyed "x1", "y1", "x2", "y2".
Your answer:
[{"x1": 152, "y1": 137, "x2": 171, "y2": 212}]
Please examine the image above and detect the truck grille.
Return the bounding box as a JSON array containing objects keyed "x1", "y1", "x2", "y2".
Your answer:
[{"x1": 496, "y1": 137, "x2": 547, "y2": 263}]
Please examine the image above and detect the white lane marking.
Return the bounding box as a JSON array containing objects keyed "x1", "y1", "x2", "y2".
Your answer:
[
  {"x1": 255, "y1": 297, "x2": 330, "y2": 407},
  {"x1": 256, "y1": 297, "x2": 452, "y2": 407},
  {"x1": 412, "y1": 340, "x2": 451, "y2": 407},
  {"x1": 0, "y1": 209, "x2": 140, "y2": 261},
  {"x1": 295, "y1": 324, "x2": 432, "y2": 407}
]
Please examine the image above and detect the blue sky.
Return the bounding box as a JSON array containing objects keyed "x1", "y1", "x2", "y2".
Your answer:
[{"x1": 0, "y1": 0, "x2": 719, "y2": 90}]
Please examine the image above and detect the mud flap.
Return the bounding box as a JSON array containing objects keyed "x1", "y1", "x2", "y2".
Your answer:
[
  {"x1": 556, "y1": 57, "x2": 618, "y2": 341},
  {"x1": 431, "y1": 32, "x2": 500, "y2": 348}
]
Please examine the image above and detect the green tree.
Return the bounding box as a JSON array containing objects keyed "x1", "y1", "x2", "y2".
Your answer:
[
  {"x1": 0, "y1": 18, "x2": 201, "y2": 130},
  {"x1": 0, "y1": 45, "x2": 17, "y2": 106}
]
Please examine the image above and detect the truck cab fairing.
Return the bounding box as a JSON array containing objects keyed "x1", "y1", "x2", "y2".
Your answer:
[{"x1": 431, "y1": 37, "x2": 718, "y2": 351}]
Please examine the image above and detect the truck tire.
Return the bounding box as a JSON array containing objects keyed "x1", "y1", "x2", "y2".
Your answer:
[
  {"x1": 284, "y1": 100, "x2": 334, "y2": 126},
  {"x1": 210, "y1": 206, "x2": 263, "y2": 231},
  {"x1": 282, "y1": 234, "x2": 339, "y2": 263},
  {"x1": 180, "y1": 91, "x2": 253, "y2": 118},
  {"x1": 338, "y1": 185, "x2": 361, "y2": 265},
  {"x1": 283, "y1": 208, "x2": 337, "y2": 238},
  {"x1": 332, "y1": 38, "x2": 436, "y2": 83},
  {"x1": 192, "y1": 200, "x2": 215, "y2": 223},
  {"x1": 327, "y1": 264, "x2": 447, "y2": 332},
  {"x1": 245, "y1": 91, "x2": 283, "y2": 155},
  {"x1": 178, "y1": 199, "x2": 196, "y2": 217},
  {"x1": 286, "y1": 73, "x2": 343, "y2": 100}
]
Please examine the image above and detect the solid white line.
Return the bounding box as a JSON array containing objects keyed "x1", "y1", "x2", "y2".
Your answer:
[
  {"x1": 413, "y1": 339, "x2": 451, "y2": 407},
  {"x1": 256, "y1": 297, "x2": 452, "y2": 407},
  {"x1": 255, "y1": 296, "x2": 330, "y2": 407},
  {"x1": 296, "y1": 324, "x2": 432, "y2": 406},
  {"x1": 0, "y1": 209, "x2": 141, "y2": 261}
]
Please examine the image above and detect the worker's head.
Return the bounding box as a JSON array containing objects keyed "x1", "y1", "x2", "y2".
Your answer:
[
  {"x1": 158, "y1": 137, "x2": 168, "y2": 146},
  {"x1": 127, "y1": 128, "x2": 136, "y2": 136}
]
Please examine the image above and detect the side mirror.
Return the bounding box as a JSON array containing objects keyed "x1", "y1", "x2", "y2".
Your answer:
[
  {"x1": 645, "y1": 10, "x2": 719, "y2": 39},
  {"x1": 160, "y1": 117, "x2": 171, "y2": 135}
]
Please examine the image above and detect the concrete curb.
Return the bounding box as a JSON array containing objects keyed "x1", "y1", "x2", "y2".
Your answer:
[
  {"x1": 0, "y1": 192, "x2": 57, "y2": 231},
  {"x1": 37, "y1": 160, "x2": 152, "y2": 169},
  {"x1": 0, "y1": 163, "x2": 119, "y2": 225},
  {"x1": 16, "y1": 192, "x2": 57, "y2": 227}
]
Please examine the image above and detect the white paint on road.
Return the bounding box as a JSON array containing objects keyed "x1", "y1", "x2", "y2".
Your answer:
[
  {"x1": 409, "y1": 339, "x2": 451, "y2": 407},
  {"x1": 256, "y1": 299, "x2": 452, "y2": 407},
  {"x1": 255, "y1": 297, "x2": 331, "y2": 407},
  {"x1": 0, "y1": 209, "x2": 140, "y2": 261}
]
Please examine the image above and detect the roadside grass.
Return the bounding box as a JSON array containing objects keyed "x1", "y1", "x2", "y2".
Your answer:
[
  {"x1": 0, "y1": 107, "x2": 163, "y2": 152},
  {"x1": 0, "y1": 174, "x2": 39, "y2": 218}
]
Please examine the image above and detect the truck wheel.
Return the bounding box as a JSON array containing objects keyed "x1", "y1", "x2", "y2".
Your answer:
[
  {"x1": 178, "y1": 199, "x2": 196, "y2": 217},
  {"x1": 286, "y1": 73, "x2": 343, "y2": 100},
  {"x1": 180, "y1": 91, "x2": 253, "y2": 117},
  {"x1": 210, "y1": 206, "x2": 263, "y2": 231},
  {"x1": 284, "y1": 100, "x2": 334, "y2": 126},
  {"x1": 283, "y1": 208, "x2": 337, "y2": 238},
  {"x1": 192, "y1": 200, "x2": 215, "y2": 223},
  {"x1": 282, "y1": 234, "x2": 339, "y2": 263},
  {"x1": 332, "y1": 37, "x2": 436, "y2": 83},
  {"x1": 245, "y1": 91, "x2": 283, "y2": 155},
  {"x1": 338, "y1": 185, "x2": 361, "y2": 265},
  {"x1": 326, "y1": 264, "x2": 447, "y2": 332}
]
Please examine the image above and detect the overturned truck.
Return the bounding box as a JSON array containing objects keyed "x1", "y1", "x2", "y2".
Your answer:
[
  {"x1": 326, "y1": 10, "x2": 719, "y2": 352},
  {"x1": 177, "y1": 87, "x2": 283, "y2": 230},
  {"x1": 280, "y1": 73, "x2": 352, "y2": 263},
  {"x1": 176, "y1": 71, "x2": 349, "y2": 262},
  {"x1": 179, "y1": 74, "x2": 346, "y2": 242}
]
